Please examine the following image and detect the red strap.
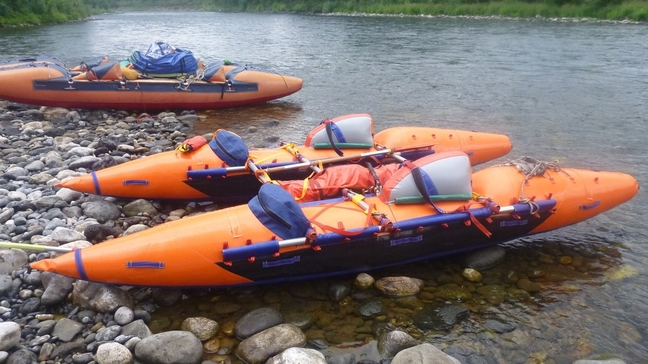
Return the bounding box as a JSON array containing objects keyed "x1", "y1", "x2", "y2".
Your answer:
[{"x1": 469, "y1": 212, "x2": 492, "y2": 237}]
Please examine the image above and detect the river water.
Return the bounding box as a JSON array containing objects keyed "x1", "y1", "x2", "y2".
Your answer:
[{"x1": 1, "y1": 12, "x2": 647, "y2": 363}]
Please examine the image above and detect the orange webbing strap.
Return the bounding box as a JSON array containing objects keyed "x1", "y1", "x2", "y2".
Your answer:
[
  {"x1": 308, "y1": 201, "x2": 374, "y2": 237},
  {"x1": 452, "y1": 198, "x2": 495, "y2": 238},
  {"x1": 468, "y1": 212, "x2": 492, "y2": 238},
  {"x1": 245, "y1": 158, "x2": 278, "y2": 185}
]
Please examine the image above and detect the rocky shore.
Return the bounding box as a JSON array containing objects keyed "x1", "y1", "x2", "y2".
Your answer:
[{"x1": 0, "y1": 101, "x2": 634, "y2": 364}]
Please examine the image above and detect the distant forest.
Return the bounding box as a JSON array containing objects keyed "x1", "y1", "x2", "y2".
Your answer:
[
  {"x1": 0, "y1": 0, "x2": 117, "y2": 25},
  {"x1": 1, "y1": 0, "x2": 646, "y2": 26}
]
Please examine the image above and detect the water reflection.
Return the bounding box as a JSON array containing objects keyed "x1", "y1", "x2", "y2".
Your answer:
[{"x1": 195, "y1": 101, "x2": 304, "y2": 135}]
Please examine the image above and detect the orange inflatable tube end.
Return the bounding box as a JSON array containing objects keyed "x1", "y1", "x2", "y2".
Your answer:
[{"x1": 56, "y1": 173, "x2": 99, "y2": 195}]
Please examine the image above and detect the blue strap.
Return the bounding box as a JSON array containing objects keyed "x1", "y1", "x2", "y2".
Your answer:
[
  {"x1": 324, "y1": 120, "x2": 345, "y2": 156},
  {"x1": 411, "y1": 166, "x2": 444, "y2": 214}
]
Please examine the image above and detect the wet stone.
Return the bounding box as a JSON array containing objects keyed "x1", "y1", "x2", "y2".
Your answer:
[
  {"x1": 234, "y1": 307, "x2": 283, "y2": 339},
  {"x1": 412, "y1": 304, "x2": 469, "y2": 331},
  {"x1": 357, "y1": 298, "x2": 384, "y2": 317},
  {"x1": 181, "y1": 317, "x2": 219, "y2": 341},
  {"x1": 328, "y1": 283, "x2": 351, "y2": 302}
]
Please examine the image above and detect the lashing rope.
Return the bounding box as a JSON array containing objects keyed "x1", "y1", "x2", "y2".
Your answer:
[{"x1": 498, "y1": 156, "x2": 567, "y2": 214}]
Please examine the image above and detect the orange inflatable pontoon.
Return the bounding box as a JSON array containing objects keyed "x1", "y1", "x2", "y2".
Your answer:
[
  {"x1": 56, "y1": 114, "x2": 513, "y2": 203},
  {"x1": 31, "y1": 153, "x2": 639, "y2": 288},
  {"x1": 0, "y1": 57, "x2": 302, "y2": 110}
]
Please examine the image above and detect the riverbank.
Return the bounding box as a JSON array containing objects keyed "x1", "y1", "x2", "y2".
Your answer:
[{"x1": 2, "y1": 0, "x2": 647, "y2": 26}]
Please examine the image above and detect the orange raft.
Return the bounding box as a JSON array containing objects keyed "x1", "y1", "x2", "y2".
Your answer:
[
  {"x1": 0, "y1": 57, "x2": 302, "y2": 110},
  {"x1": 56, "y1": 113, "x2": 513, "y2": 203},
  {"x1": 31, "y1": 153, "x2": 639, "y2": 289}
]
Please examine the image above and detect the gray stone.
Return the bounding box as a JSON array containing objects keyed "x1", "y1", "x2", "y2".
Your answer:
[
  {"x1": 24, "y1": 160, "x2": 44, "y2": 172},
  {"x1": 50, "y1": 227, "x2": 86, "y2": 243},
  {"x1": 328, "y1": 283, "x2": 350, "y2": 302},
  {"x1": 0, "y1": 208, "x2": 14, "y2": 224},
  {"x1": 354, "y1": 272, "x2": 375, "y2": 289},
  {"x1": 114, "y1": 306, "x2": 135, "y2": 325},
  {"x1": 0, "y1": 322, "x2": 20, "y2": 351},
  {"x1": 71, "y1": 281, "x2": 133, "y2": 313},
  {"x1": 121, "y1": 319, "x2": 152, "y2": 339},
  {"x1": 68, "y1": 146, "x2": 95, "y2": 157},
  {"x1": 412, "y1": 304, "x2": 470, "y2": 331},
  {"x1": 0, "y1": 275, "x2": 12, "y2": 296},
  {"x1": 134, "y1": 331, "x2": 202, "y2": 364},
  {"x1": 42, "y1": 107, "x2": 70, "y2": 121},
  {"x1": 122, "y1": 199, "x2": 158, "y2": 217},
  {"x1": 41, "y1": 272, "x2": 75, "y2": 306},
  {"x1": 236, "y1": 324, "x2": 306, "y2": 364},
  {"x1": 234, "y1": 307, "x2": 284, "y2": 339},
  {"x1": 49, "y1": 341, "x2": 86, "y2": 360},
  {"x1": 52, "y1": 318, "x2": 85, "y2": 342},
  {"x1": 375, "y1": 276, "x2": 424, "y2": 297},
  {"x1": 6, "y1": 348, "x2": 37, "y2": 364},
  {"x1": 56, "y1": 188, "x2": 83, "y2": 203},
  {"x1": 71, "y1": 352, "x2": 94, "y2": 364},
  {"x1": 19, "y1": 297, "x2": 40, "y2": 314},
  {"x1": 29, "y1": 172, "x2": 54, "y2": 185},
  {"x1": 377, "y1": 330, "x2": 419, "y2": 358},
  {"x1": 96, "y1": 342, "x2": 133, "y2": 364},
  {"x1": 180, "y1": 317, "x2": 219, "y2": 341},
  {"x1": 95, "y1": 325, "x2": 122, "y2": 342},
  {"x1": 0, "y1": 249, "x2": 29, "y2": 274},
  {"x1": 123, "y1": 224, "x2": 148, "y2": 236},
  {"x1": 357, "y1": 298, "x2": 384, "y2": 317},
  {"x1": 81, "y1": 200, "x2": 121, "y2": 223},
  {"x1": 4, "y1": 166, "x2": 28, "y2": 179},
  {"x1": 391, "y1": 343, "x2": 461, "y2": 364},
  {"x1": 0, "y1": 249, "x2": 28, "y2": 275},
  {"x1": 68, "y1": 156, "x2": 101, "y2": 170},
  {"x1": 266, "y1": 347, "x2": 327, "y2": 364}
]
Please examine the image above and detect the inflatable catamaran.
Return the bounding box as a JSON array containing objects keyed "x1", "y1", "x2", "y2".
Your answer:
[
  {"x1": 0, "y1": 54, "x2": 302, "y2": 110},
  {"x1": 56, "y1": 114, "x2": 513, "y2": 203},
  {"x1": 30, "y1": 152, "x2": 639, "y2": 288}
]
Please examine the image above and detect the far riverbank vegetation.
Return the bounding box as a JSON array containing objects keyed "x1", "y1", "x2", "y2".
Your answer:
[
  {"x1": 0, "y1": 0, "x2": 646, "y2": 26},
  {"x1": 118, "y1": 0, "x2": 648, "y2": 21},
  {"x1": 0, "y1": 0, "x2": 117, "y2": 26}
]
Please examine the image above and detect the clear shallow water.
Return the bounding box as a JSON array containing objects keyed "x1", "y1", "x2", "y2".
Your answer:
[{"x1": 1, "y1": 12, "x2": 647, "y2": 362}]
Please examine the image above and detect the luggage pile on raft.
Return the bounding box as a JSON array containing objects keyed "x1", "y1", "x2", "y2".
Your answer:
[
  {"x1": 21, "y1": 114, "x2": 640, "y2": 288},
  {"x1": 0, "y1": 41, "x2": 303, "y2": 110},
  {"x1": 74, "y1": 41, "x2": 206, "y2": 80}
]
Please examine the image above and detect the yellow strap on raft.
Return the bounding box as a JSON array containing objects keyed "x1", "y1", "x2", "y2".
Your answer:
[
  {"x1": 288, "y1": 159, "x2": 324, "y2": 201},
  {"x1": 281, "y1": 143, "x2": 299, "y2": 156},
  {"x1": 350, "y1": 192, "x2": 369, "y2": 213},
  {"x1": 252, "y1": 143, "x2": 303, "y2": 165},
  {"x1": 176, "y1": 144, "x2": 191, "y2": 153},
  {"x1": 345, "y1": 190, "x2": 393, "y2": 232},
  {"x1": 295, "y1": 178, "x2": 309, "y2": 201}
]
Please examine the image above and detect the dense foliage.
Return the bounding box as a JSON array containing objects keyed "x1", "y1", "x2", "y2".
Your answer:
[
  {"x1": 117, "y1": 0, "x2": 648, "y2": 21},
  {"x1": 1, "y1": 0, "x2": 646, "y2": 25},
  {"x1": 0, "y1": 0, "x2": 117, "y2": 25}
]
